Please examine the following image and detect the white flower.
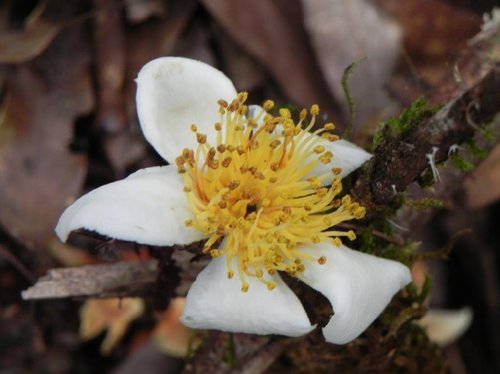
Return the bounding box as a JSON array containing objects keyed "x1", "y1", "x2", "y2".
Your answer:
[{"x1": 56, "y1": 57, "x2": 411, "y2": 344}]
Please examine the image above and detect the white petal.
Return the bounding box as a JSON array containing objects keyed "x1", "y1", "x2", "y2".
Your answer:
[
  {"x1": 307, "y1": 139, "x2": 372, "y2": 182},
  {"x1": 297, "y1": 243, "x2": 411, "y2": 344},
  {"x1": 181, "y1": 256, "x2": 314, "y2": 336},
  {"x1": 55, "y1": 165, "x2": 206, "y2": 246},
  {"x1": 416, "y1": 307, "x2": 473, "y2": 346},
  {"x1": 136, "y1": 57, "x2": 237, "y2": 164}
]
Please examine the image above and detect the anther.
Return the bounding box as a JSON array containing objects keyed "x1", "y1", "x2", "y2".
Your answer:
[
  {"x1": 208, "y1": 147, "x2": 216, "y2": 159},
  {"x1": 196, "y1": 133, "x2": 207, "y2": 144},
  {"x1": 241, "y1": 283, "x2": 249, "y2": 293},
  {"x1": 228, "y1": 180, "x2": 240, "y2": 190},
  {"x1": 279, "y1": 108, "x2": 291, "y2": 118},
  {"x1": 175, "y1": 156, "x2": 185, "y2": 166},
  {"x1": 314, "y1": 145, "x2": 325, "y2": 154},
  {"x1": 347, "y1": 230, "x2": 356, "y2": 240},
  {"x1": 322, "y1": 133, "x2": 339, "y2": 142},
  {"x1": 310, "y1": 104, "x2": 320, "y2": 116},
  {"x1": 263, "y1": 100, "x2": 274, "y2": 111},
  {"x1": 209, "y1": 249, "x2": 221, "y2": 258},
  {"x1": 228, "y1": 99, "x2": 239, "y2": 112},
  {"x1": 217, "y1": 99, "x2": 228, "y2": 108},
  {"x1": 207, "y1": 160, "x2": 219, "y2": 169},
  {"x1": 267, "y1": 281, "x2": 277, "y2": 291},
  {"x1": 237, "y1": 91, "x2": 248, "y2": 103},
  {"x1": 190, "y1": 124, "x2": 198, "y2": 132},
  {"x1": 316, "y1": 188, "x2": 328, "y2": 197},
  {"x1": 318, "y1": 256, "x2": 327, "y2": 265},
  {"x1": 222, "y1": 157, "x2": 232, "y2": 167}
]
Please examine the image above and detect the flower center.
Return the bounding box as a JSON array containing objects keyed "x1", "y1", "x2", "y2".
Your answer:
[{"x1": 176, "y1": 93, "x2": 365, "y2": 292}]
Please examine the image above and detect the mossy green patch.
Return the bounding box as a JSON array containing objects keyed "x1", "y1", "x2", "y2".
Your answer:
[
  {"x1": 373, "y1": 97, "x2": 441, "y2": 149},
  {"x1": 450, "y1": 151, "x2": 475, "y2": 171},
  {"x1": 405, "y1": 197, "x2": 445, "y2": 210}
]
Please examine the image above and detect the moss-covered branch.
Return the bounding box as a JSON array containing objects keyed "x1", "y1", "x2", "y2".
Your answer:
[{"x1": 353, "y1": 64, "x2": 500, "y2": 212}]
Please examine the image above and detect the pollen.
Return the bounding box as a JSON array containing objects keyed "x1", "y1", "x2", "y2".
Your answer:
[{"x1": 178, "y1": 92, "x2": 365, "y2": 292}]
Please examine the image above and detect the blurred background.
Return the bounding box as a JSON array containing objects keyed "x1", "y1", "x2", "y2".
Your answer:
[{"x1": 0, "y1": 0, "x2": 498, "y2": 372}]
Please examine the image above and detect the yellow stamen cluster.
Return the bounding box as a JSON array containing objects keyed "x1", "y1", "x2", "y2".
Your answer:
[{"x1": 176, "y1": 92, "x2": 365, "y2": 292}]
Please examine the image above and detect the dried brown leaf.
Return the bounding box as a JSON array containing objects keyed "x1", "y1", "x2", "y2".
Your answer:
[
  {"x1": 377, "y1": 0, "x2": 481, "y2": 103},
  {"x1": 303, "y1": 0, "x2": 402, "y2": 129},
  {"x1": 200, "y1": 0, "x2": 338, "y2": 116},
  {"x1": 0, "y1": 20, "x2": 61, "y2": 64},
  {"x1": 0, "y1": 25, "x2": 93, "y2": 250}
]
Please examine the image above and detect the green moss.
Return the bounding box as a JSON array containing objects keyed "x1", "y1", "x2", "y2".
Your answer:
[
  {"x1": 466, "y1": 138, "x2": 488, "y2": 160},
  {"x1": 380, "y1": 241, "x2": 420, "y2": 267},
  {"x1": 358, "y1": 227, "x2": 378, "y2": 255},
  {"x1": 372, "y1": 97, "x2": 441, "y2": 149},
  {"x1": 482, "y1": 121, "x2": 497, "y2": 142},
  {"x1": 405, "y1": 197, "x2": 445, "y2": 210},
  {"x1": 450, "y1": 151, "x2": 475, "y2": 171},
  {"x1": 406, "y1": 274, "x2": 433, "y2": 303}
]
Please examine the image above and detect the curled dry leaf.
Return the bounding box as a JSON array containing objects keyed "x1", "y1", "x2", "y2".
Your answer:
[
  {"x1": 417, "y1": 308, "x2": 473, "y2": 346},
  {"x1": 80, "y1": 298, "x2": 145, "y2": 355}
]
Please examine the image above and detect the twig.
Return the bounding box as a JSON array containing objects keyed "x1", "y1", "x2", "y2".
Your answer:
[
  {"x1": 21, "y1": 260, "x2": 157, "y2": 300},
  {"x1": 353, "y1": 64, "x2": 500, "y2": 211}
]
